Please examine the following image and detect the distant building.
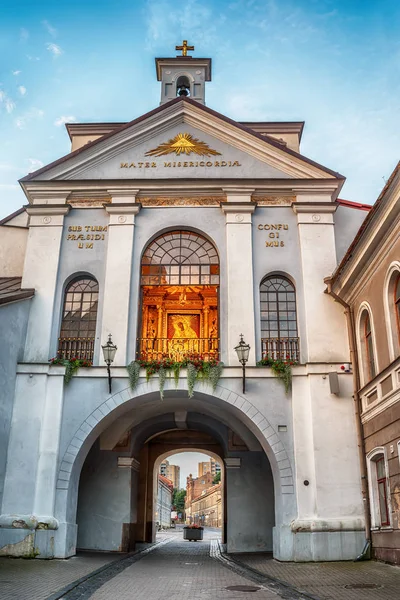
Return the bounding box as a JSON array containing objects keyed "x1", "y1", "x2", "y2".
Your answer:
[
  {"x1": 190, "y1": 483, "x2": 222, "y2": 528},
  {"x1": 185, "y1": 472, "x2": 215, "y2": 523},
  {"x1": 198, "y1": 457, "x2": 221, "y2": 478},
  {"x1": 157, "y1": 474, "x2": 173, "y2": 528},
  {"x1": 160, "y1": 459, "x2": 180, "y2": 489}
]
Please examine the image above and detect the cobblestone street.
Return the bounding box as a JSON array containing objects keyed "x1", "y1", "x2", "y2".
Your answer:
[{"x1": 0, "y1": 528, "x2": 399, "y2": 600}]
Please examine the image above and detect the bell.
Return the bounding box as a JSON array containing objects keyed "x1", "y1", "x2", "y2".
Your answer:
[{"x1": 177, "y1": 85, "x2": 189, "y2": 97}]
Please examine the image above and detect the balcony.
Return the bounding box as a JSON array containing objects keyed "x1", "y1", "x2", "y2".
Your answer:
[
  {"x1": 57, "y1": 337, "x2": 95, "y2": 362},
  {"x1": 137, "y1": 337, "x2": 219, "y2": 362},
  {"x1": 261, "y1": 337, "x2": 300, "y2": 362}
]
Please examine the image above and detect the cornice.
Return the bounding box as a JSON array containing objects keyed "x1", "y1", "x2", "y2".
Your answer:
[
  {"x1": 221, "y1": 203, "x2": 256, "y2": 214},
  {"x1": 25, "y1": 205, "x2": 70, "y2": 216},
  {"x1": 292, "y1": 202, "x2": 337, "y2": 214}
]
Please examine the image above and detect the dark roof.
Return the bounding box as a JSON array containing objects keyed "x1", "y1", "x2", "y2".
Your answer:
[
  {"x1": 20, "y1": 96, "x2": 345, "y2": 183},
  {"x1": 336, "y1": 198, "x2": 372, "y2": 212},
  {"x1": 330, "y1": 161, "x2": 400, "y2": 284},
  {"x1": 0, "y1": 207, "x2": 26, "y2": 226},
  {"x1": 0, "y1": 277, "x2": 35, "y2": 306}
]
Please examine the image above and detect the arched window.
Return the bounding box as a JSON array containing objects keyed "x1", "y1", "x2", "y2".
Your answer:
[
  {"x1": 383, "y1": 264, "x2": 400, "y2": 360},
  {"x1": 367, "y1": 448, "x2": 391, "y2": 528},
  {"x1": 395, "y1": 273, "x2": 400, "y2": 344},
  {"x1": 139, "y1": 231, "x2": 219, "y2": 361},
  {"x1": 58, "y1": 277, "x2": 99, "y2": 361},
  {"x1": 260, "y1": 275, "x2": 299, "y2": 361},
  {"x1": 360, "y1": 310, "x2": 376, "y2": 382}
]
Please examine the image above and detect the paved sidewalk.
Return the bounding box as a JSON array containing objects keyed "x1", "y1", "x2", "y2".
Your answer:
[
  {"x1": 232, "y1": 552, "x2": 400, "y2": 600},
  {"x1": 89, "y1": 530, "x2": 280, "y2": 600},
  {"x1": 0, "y1": 551, "x2": 124, "y2": 600},
  {"x1": 1, "y1": 528, "x2": 400, "y2": 600}
]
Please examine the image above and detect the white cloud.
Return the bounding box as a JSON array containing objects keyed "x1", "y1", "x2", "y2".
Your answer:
[
  {"x1": 54, "y1": 115, "x2": 77, "y2": 126},
  {"x1": 42, "y1": 20, "x2": 57, "y2": 37},
  {"x1": 15, "y1": 107, "x2": 44, "y2": 129},
  {"x1": 26, "y1": 55, "x2": 40, "y2": 61},
  {"x1": 0, "y1": 90, "x2": 15, "y2": 113},
  {"x1": 27, "y1": 158, "x2": 44, "y2": 173},
  {"x1": 18, "y1": 86, "x2": 27, "y2": 96},
  {"x1": 46, "y1": 43, "x2": 63, "y2": 57},
  {"x1": 19, "y1": 28, "x2": 29, "y2": 41},
  {"x1": 12, "y1": 70, "x2": 21, "y2": 76}
]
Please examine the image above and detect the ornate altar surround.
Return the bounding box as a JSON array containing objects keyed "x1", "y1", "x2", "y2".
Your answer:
[{"x1": 138, "y1": 230, "x2": 219, "y2": 361}]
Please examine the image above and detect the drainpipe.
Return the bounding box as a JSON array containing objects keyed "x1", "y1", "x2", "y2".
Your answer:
[{"x1": 325, "y1": 280, "x2": 371, "y2": 560}]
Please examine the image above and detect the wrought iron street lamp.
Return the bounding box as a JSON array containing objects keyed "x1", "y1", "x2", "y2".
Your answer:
[
  {"x1": 102, "y1": 334, "x2": 117, "y2": 394},
  {"x1": 234, "y1": 334, "x2": 250, "y2": 394}
]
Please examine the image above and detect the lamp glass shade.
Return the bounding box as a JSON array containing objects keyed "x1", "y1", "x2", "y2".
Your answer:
[
  {"x1": 102, "y1": 335, "x2": 117, "y2": 365},
  {"x1": 234, "y1": 337, "x2": 250, "y2": 364}
]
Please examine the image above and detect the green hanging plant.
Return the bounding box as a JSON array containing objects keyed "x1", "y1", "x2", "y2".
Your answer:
[
  {"x1": 125, "y1": 355, "x2": 224, "y2": 399},
  {"x1": 158, "y1": 366, "x2": 167, "y2": 400},
  {"x1": 49, "y1": 357, "x2": 92, "y2": 384},
  {"x1": 256, "y1": 357, "x2": 297, "y2": 394},
  {"x1": 127, "y1": 360, "x2": 141, "y2": 391},
  {"x1": 172, "y1": 362, "x2": 181, "y2": 388},
  {"x1": 187, "y1": 362, "x2": 198, "y2": 399},
  {"x1": 209, "y1": 362, "x2": 224, "y2": 392}
]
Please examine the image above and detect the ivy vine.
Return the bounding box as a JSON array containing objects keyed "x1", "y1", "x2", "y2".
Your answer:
[
  {"x1": 256, "y1": 357, "x2": 297, "y2": 393},
  {"x1": 126, "y1": 354, "x2": 223, "y2": 400}
]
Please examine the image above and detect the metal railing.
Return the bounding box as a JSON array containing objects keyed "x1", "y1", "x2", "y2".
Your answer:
[
  {"x1": 137, "y1": 337, "x2": 219, "y2": 362},
  {"x1": 57, "y1": 337, "x2": 95, "y2": 362},
  {"x1": 261, "y1": 337, "x2": 300, "y2": 362}
]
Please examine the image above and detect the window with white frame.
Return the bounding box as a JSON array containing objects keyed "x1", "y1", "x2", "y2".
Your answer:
[
  {"x1": 359, "y1": 309, "x2": 376, "y2": 382},
  {"x1": 367, "y1": 447, "x2": 391, "y2": 528},
  {"x1": 384, "y1": 264, "x2": 400, "y2": 360}
]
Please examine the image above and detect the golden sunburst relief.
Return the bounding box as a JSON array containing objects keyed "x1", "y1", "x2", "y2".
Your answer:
[{"x1": 145, "y1": 132, "x2": 222, "y2": 157}]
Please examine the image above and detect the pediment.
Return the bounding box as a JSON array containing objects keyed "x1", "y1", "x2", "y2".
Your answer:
[{"x1": 22, "y1": 98, "x2": 342, "y2": 183}]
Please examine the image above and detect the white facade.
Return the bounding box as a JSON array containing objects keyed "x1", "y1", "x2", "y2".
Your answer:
[{"x1": 0, "y1": 50, "x2": 369, "y2": 561}]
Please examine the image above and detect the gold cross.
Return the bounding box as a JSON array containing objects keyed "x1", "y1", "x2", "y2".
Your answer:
[{"x1": 175, "y1": 40, "x2": 194, "y2": 57}]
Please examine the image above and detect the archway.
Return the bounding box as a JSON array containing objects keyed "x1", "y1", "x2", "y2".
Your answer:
[
  {"x1": 153, "y1": 446, "x2": 225, "y2": 538},
  {"x1": 54, "y1": 379, "x2": 293, "y2": 558}
]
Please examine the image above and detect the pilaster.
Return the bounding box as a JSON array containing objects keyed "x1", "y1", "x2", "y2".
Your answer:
[
  {"x1": 101, "y1": 190, "x2": 140, "y2": 366},
  {"x1": 292, "y1": 201, "x2": 349, "y2": 362},
  {"x1": 221, "y1": 197, "x2": 256, "y2": 366},
  {"x1": 22, "y1": 202, "x2": 70, "y2": 362}
]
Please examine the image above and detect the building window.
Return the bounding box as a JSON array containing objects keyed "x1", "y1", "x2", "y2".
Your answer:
[
  {"x1": 58, "y1": 277, "x2": 99, "y2": 361},
  {"x1": 367, "y1": 448, "x2": 391, "y2": 529},
  {"x1": 376, "y1": 457, "x2": 390, "y2": 526},
  {"x1": 395, "y1": 273, "x2": 400, "y2": 344},
  {"x1": 384, "y1": 264, "x2": 400, "y2": 360},
  {"x1": 139, "y1": 230, "x2": 219, "y2": 361},
  {"x1": 360, "y1": 310, "x2": 376, "y2": 382},
  {"x1": 260, "y1": 275, "x2": 299, "y2": 361}
]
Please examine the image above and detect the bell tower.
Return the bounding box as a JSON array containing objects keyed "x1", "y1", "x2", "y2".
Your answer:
[{"x1": 155, "y1": 40, "x2": 212, "y2": 106}]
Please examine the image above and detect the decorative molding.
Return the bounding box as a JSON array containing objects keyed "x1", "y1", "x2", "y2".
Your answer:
[
  {"x1": 224, "y1": 457, "x2": 241, "y2": 469},
  {"x1": 254, "y1": 196, "x2": 295, "y2": 205},
  {"x1": 68, "y1": 198, "x2": 111, "y2": 208},
  {"x1": 140, "y1": 196, "x2": 223, "y2": 207},
  {"x1": 117, "y1": 457, "x2": 140, "y2": 471}
]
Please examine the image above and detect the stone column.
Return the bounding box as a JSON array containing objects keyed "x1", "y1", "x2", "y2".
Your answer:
[
  {"x1": 221, "y1": 192, "x2": 256, "y2": 365},
  {"x1": 22, "y1": 200, "x2": 70, "y2": 362},
  {"x1": 0, "y1": 364, "x2": 65, "y2": 557},
  {"x1": 101, "y1": 191, "x2": 140, "y2": 366},
  {"x1": 117, "y1": 457, "x2": 140, "y2": 551},
  {"x1": 292, "y1": 202, "x2": 349, "y2": 362}
]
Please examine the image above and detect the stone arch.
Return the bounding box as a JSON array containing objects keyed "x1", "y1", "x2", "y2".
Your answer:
[{"x1": 56, "y1": 378, "x2": 293, "y2": 498}]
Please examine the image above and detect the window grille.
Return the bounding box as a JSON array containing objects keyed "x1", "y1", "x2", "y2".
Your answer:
[
  {"x1": 141, "y1": 230, "x2": 219, "y2": 286},
  {"x1": 58, "y1": 277, "x2": 98, "y2": 361},
  {"x1": 260, "y1": 275, "x2": 299, "y2": 361}
]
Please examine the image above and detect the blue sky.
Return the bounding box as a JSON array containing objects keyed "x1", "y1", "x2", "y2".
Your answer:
[{"x1": 1, "y1": 0, "x2": 400, "y2": 218}]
